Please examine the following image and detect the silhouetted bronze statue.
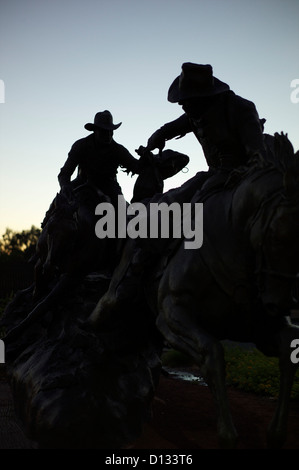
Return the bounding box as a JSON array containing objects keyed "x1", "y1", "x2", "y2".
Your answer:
[
  {"x1": 0, "y1": 134, "x2": 189, "y2": 449},
  {"x1": 24, "y1": 111, "x2": 140, "y2": 303},
  {"x1": 148, "y1": 63, "x2": 266, "y2": 165},
  {"x1": 90, "y1": 131, "x2": 299, "y2": 449},
  {"x1": 1, "y1": 66, "x2": 299, "y2": 450},
  {"x1": 144, "y1": 62, "x2": 267, "y2": 206},
  {"x1": 96, "y1": 63, "x2": 268, "y2": 306}
]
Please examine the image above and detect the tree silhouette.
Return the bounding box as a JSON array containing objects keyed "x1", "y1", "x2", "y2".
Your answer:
[{"x1": 0, "y1": 226, "x2": 41, "y2": 259}]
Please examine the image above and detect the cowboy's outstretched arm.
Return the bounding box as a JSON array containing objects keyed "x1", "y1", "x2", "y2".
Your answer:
[
  {"x1": 117, "y1": 144, "x2": 140, "y2": 175},
  {"x1": 147, "y1": 113, "x2": 192, "y2": 151}
]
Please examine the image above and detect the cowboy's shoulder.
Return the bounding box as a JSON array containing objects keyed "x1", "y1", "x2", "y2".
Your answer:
[
  {"x1": 70, "y1": 134, "x2": 94, "y2": 153},
  {"x1": 230, "y1": 92, "x2": 258, "y2": 114}
]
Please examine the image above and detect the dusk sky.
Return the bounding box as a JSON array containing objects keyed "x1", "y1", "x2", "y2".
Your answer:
[{"x1": 0, "y1": 0, "x2": 298, "y2": 236}]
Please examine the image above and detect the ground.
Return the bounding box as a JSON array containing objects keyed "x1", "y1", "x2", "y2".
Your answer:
[
  {"x1": 132, "y1": 372, "x2": 299, "y2": 449},
  {"x1": 1, "y1": 364, "x2": 299, "y2": 450}
]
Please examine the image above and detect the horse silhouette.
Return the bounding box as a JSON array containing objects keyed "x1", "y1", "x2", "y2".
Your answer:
[
  {"x1": 90, "y1": 132, "x2": 299, "y2": 448},
  {"x1": 0, "y1": 148, "x2": 189, "y2": 449},
  {"x1": 4, "y1": 134, "x2": 299, "y2": 448},
  {"x1": 2, "y1": 149, "x2": 189, "y2": 342}
]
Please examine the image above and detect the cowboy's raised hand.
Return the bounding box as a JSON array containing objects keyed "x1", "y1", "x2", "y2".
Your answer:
[{"x1": 147, "y1": 129, "x2": 166, "y2": 151}]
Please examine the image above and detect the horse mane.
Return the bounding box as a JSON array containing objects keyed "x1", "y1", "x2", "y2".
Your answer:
[
  {"x1": 225, "y1": 132, "x2": 299, "y2": 199},
  {"x1": 267, "y1": 132, "x2": 299, "y2": 172}
]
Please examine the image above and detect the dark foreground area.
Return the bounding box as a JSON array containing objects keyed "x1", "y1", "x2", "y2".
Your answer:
[
  {"x1": 133, "y1": 372, "x2": 299, "y2": 449},
  {"x1": 1, "y1": 364, "x2": 299, "y2": 450}
]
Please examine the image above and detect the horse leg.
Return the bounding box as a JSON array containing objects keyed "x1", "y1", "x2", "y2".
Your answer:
[
  {"x1": 157, "y1": 295, "x2": 238, "y2": 448},
  {"x1": 267, "y1": 321, "x2": 299, "y2": 448}
]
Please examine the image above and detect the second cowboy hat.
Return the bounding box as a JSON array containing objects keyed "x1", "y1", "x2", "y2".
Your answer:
[
  {"x1": 85, "y1": 110, "x2": 122, "y2": 131},
  {"x1": 168, "y1": 63, "x2": 230, "y2": 103}
]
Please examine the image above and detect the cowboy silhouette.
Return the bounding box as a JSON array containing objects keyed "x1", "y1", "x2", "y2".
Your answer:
[
  {"x1": 147, "y1": 63, "x2": 266, "y2": 169},
  {"x1": 58, "y1": 110, "x2": 140, "y2": 206},
  {"x1": 132, "y1": 62, "x2": 269, "y2": 223}
]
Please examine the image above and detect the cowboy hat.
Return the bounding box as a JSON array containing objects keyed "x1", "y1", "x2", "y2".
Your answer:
[
  {"x1": 168, "y1": 63, "x2": 230, "y2": 103},
  {"x1": 84, "y1": 110, "x2": 122, "y2": 131}
]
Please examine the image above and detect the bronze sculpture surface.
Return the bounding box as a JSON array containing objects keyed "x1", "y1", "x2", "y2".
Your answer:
[
  {"x1": 0, "y1": 141, "x2": 189, "y2": 449},
  {"x1": 101, "y1": 63, "x2": 269, "y2": 306},
  {"x1": 89, "y1": 131, "x2": 299, "y2": 448},
  {"x1": 1, "y1": 64, "x2": 299, "y2": 449}
]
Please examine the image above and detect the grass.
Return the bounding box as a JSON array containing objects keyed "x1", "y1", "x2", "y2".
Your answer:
[
  {"x1": 161, "y1": 349, "x2": 194, "y2": 368},
  {"x1": 224, "y1": 345, "x2": 299, "y2": 400},
  {"x1": 162, "y1": 345, "x2": 299, "y2": 400}
]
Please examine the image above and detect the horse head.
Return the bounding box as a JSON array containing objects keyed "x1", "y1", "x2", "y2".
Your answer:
[{"x1": 132, "y1": 146, "x2": 189, "y2": 203}]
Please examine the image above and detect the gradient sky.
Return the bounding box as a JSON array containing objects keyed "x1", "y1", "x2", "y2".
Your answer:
[{"x1": 0, "y1": 0, "x2": 298, "y2": 236}]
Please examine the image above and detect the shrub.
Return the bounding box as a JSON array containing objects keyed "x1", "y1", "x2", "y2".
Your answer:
[{"x1": 224, "y1": 345, "x2": 299, "y2": 399}]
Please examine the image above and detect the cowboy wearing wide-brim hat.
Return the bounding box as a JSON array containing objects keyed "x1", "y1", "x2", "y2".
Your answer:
[
  {"x1": 58, "y1": 110, "x2": 140, "y2": 206},
  {"x1": 167, "y1": 62, "x2": 230, "y2": 103},
  {"x1": 147, "y1": 62, "x2": 265, "y2": 170},
  {"x1": 84, "y1": 110, "x2": 122, "y2": 131}
]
